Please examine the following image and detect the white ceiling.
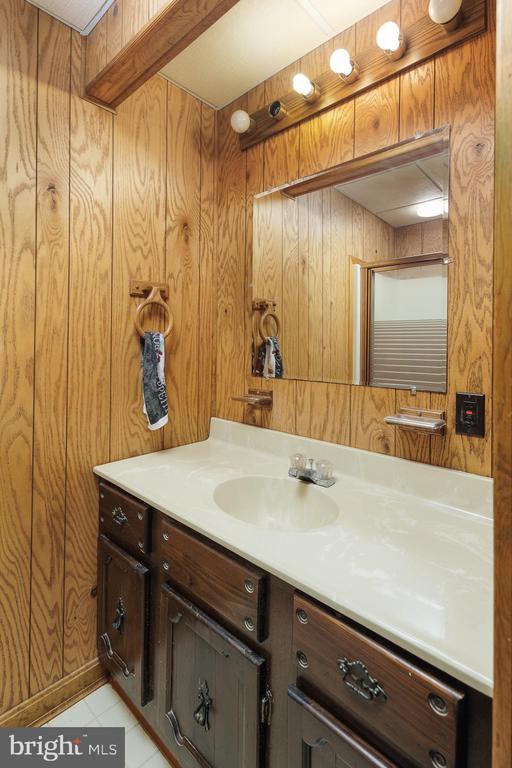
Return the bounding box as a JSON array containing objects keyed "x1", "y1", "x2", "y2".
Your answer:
[
  {"x1": 26, "y1": 0, "x2": 114, "y2": 33},
  {"x1": 337, "y1": 153, "x2": 450, "y2": 228},
  {"x1": 160, "y1": 0, "x2": 389, "y2": 108},
  {"x1": 28, "y1": 0, "x2": 390, "y2": 106}
]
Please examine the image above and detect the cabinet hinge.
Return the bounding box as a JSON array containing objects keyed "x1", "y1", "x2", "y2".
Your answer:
[{"x1": 261, "y1": 685, "x2": 274, "y2": 727}]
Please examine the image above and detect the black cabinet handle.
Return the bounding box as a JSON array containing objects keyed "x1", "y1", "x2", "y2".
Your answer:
[
  {"x1": 112, "y1": 507, "x2": 128, "y2": 526},
  {"x1": 193, "y1": 681, "x2": 213, "y2": 731},
  {"x1": 337, "y1": 657, "x2": 387, "y2": 702},
  {"x1": 112, "y1": 598, "x2": 125, "y2": 633}
]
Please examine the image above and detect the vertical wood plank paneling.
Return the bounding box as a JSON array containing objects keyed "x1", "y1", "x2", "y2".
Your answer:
[
  {"x1": 165, "y1": 84, "x2": 201, "y2": 448},
  {"x1": 493, "y1": 0, "x2": 512, "y2": 760},
  {"x1": 30, "y1": 13, "x2": 71, "y2": 695},
  {"x1": 354, "y1": 79, "x2": 400, "y2": 157},
  {"x1": 264, "y1": 64, "x2": 300, "y2": 189},
  {"x1": 64, "y1": 30, "x2": 113, "y2": 674},
  {"x1": 198, "y1": 102, "x2": 217, "y2": 441},
  {"x1": 399, "y1": 62, "x2": 434, "y2": 141},
  {"x1": 431, "y1": 29, "x2": 495, "y2": 476},
  {"x1": 215, "y1": 99, "x2": 247, "y2": 420},
  {"x1": 0, "y1": 0, "x2": 37, "y2": 715},
  {"x1": 85, "y1": 15, "x2": 107, "y2": 83},
  {"x1": 350, "y1": 386, "x2": 396, "y2": 455},
  {"x1": 299, "y1": 28, "x2": 355, "y2": 178},
  {"x1": 395, "y1": 390, "x2": 431, "y2": 463},
  {"x1": 296, "y1": 381, "x2": 350, "y2": 446},
  {"x1": 110, "y1": 77, "x2": 167, "y2": 461},
  {"x1": 121, "y1": 0, "x2": 149, "y2": 46},
  {"x1": 106, "y1": 2, "x2": 123, "y2": 62}
]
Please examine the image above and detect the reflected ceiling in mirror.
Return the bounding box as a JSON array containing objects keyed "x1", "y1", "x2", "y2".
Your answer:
[{"x1": 251, "y1": 128, "x2": 450, "y2": 392}]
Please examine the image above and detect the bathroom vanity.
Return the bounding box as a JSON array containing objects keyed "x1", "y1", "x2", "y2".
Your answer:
[{"x1": 94, "y1": 419, "x2": 492, "y2": 768}]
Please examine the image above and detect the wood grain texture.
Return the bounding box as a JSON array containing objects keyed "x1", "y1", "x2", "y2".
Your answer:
[
  {"x1": 215, "y1": 99, "x2": 247, "y2": 421},
  {"x1": 110, "y1": 76, "x2": 167, "y2": 461},
  {"x1": 493, "y1": 0, "x2": 512, "y2": 762},
  {"x1": 431, "y1": 25, "x2": 495, "y2": 476},
  {"x1": 64, "y1": 30, "x2": 113, "y2": 674},
  {"x1": 399, "y1": 61, "x2": 434, "y2": 140},
  {"x1": 0, "y1": 659, "x2": 106, "y2": 728},
  {"x1": 296, "y1": 382, "x2": 350, "y2": 445},
  {"x1": 85, "y1": 0, "x2": 241, "y2": 108},
  {"x1": 106, "y1": 2, "x2": 123, "y2": 62},
  {"x1": 354, "y1": 79, "x2": 400, "y2": 157},
  {"x1": 30, "y1": 12, "x2": 71, "y2": 695},
  {"x1": 198, "y1": 102, "x2": 217, "y2": 441},
  {"x1": 350, "y1": 386, "x2": 396, "y2": 455},
  {"x1": 0, "y1": 0, "x2": 37, "y2": 714},
  {"x1": 264, "y1": 63, "x2": 300, "y2": 189},
  {"x1": 85, "y1": 16, "x2": 107, "y2": 85},
  {"x1": 165, "y1": 84, "x2": 201, "y2": 447}
]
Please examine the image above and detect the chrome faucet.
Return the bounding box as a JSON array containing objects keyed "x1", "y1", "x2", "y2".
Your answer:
[{"x1": 288, "y1": 453, "x2": 335, "y2": 488}]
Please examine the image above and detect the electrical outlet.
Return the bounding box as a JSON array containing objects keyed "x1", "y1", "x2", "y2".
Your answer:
[{"x1": 455, "y1": 393, "x2": 485, "y2": 437}]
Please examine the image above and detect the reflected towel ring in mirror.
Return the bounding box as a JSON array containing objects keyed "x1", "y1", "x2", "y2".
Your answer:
[{"x1": 134, "y1": 285, "x2": 173, "y2": 339}]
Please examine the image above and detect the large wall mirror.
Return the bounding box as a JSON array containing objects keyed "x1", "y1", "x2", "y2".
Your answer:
[{"x1": 252, "y1": 127, "x2": 450, "y2": 393}]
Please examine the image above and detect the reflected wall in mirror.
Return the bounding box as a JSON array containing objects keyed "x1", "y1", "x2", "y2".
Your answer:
[{"x1": 252, "y1": 128, "x2": 450, "y2": 393}]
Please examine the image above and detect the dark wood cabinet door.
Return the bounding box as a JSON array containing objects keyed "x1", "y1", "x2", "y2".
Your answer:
[
  {"x1": 160, "y1": 583, "x2": 266, "y2": 768},
  {"x1": 97, "y1": 534, "x2": 150, "y2": 706},
  {"x1": 288, "y1": 685, "x2": 399, "y2": 768}
]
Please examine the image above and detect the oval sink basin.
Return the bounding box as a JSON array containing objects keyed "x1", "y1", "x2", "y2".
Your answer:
[{"x1": 213, "y1": 476, "x2": 339, "y2": 532}]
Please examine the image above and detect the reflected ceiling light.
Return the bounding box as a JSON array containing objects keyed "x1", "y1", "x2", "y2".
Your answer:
[
  {"x1": 329, "y1": 48, "x2": 359, "y2": 84},
  {"x1": 293, "y1": 73, "x2": 320, "y2": 103},
  {"x1": 417, "y1": 199, "x2": 445, "y2": 218},
  {"x1": 230, "y1": 110, "x2": 254, "y2": 135},
  {"x1": 376, "y1": 21, "x2": 406, "y2": 60},
  {"x1": 428, "y1": 0, "x2": 463, "y2": 31}
]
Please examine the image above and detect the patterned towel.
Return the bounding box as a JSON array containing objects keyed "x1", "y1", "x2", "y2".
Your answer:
[
  {"x1": 255, "y1": 335, "x2": 284, "y2": 379},
  {"x1": 140, "y1": 332, "x2": 168, "y2": 430}
]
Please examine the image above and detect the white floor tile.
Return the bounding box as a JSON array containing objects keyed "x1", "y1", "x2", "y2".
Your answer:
[
  {"x1": 85, "y1": 684, "x2": 123, "y2": 717},
  {"x1": 125, "y1": 725, "x2": 158, "y2": 768},
  {"x1": 96, "y1": 699, "x2": 138, "y2": 731},
  {"x1": 45, "y1": 698, "x2": 96, "y2": 729},
  {"x1": 141, "y1": 750, "x2": 173, "y2": 768}
]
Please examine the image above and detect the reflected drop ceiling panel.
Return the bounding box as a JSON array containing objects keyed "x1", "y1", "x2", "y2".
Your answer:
[{"x1": 160, "y1": 0, "x2": 389, "y2": 108}]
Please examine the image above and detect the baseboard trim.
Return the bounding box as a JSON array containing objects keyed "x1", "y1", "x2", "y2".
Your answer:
[{"x1": 0, "y1": 659, "x2": 108, "y2": 728}]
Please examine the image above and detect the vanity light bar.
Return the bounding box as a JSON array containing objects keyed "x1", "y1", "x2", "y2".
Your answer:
[{"x1": 236, "y1": 0, "x2": 486, "y2": 148}]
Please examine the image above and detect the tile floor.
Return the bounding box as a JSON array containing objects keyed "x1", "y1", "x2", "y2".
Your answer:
[{"x1": 43, "y1": 684, "x2": 172, "y2": 768}]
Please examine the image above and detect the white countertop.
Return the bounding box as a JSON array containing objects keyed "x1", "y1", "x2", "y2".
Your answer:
[{"x1": 94, "y1": 418, "x2": 493, "y2": 697}]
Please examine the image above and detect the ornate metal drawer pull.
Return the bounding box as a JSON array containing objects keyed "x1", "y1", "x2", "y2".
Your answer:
[
  {"x1": 112, "y1": 507, "x2": 128, "y2": 526},
  {"x1": 337, "y1": 658, "x2": 387, "y2": 702},
  {"x1": 193, "y1": 681, "x2": 213, "y2": 731},
  {"x1": 100, "y1": 632, "x2": 132, "y2": 679},
  {"x1": 112, "y1": 598, "x2": 125, "y2": 633}
]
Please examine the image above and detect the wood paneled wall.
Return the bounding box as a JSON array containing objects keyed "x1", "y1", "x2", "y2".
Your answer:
[
  {"x1": 215, "y1": 0, "x2": 495, "y2": 478},
  {"x1": 0, "y1": 0, "x2": 214, "y2": 717}
]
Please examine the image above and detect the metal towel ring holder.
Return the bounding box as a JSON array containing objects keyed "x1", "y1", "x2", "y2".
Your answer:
[{"x1": 134, "y1": 286, "x2": 173, "y2": 339}]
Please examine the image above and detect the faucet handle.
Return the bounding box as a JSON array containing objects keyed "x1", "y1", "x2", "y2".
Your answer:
[
  {"x1": 290, "y1": 453, "x2": 307, "y2": 470},
  {"x1": 315, "y1": 459, "x2": 333, "y2": 481}
]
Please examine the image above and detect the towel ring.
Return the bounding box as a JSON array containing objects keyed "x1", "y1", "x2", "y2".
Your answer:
[
  {"x1": 259, "y1": 306, "x2": 281, "y2": 342},
  {"x1": 134, "y1": 286, "x2": 173, "y2": 339}
]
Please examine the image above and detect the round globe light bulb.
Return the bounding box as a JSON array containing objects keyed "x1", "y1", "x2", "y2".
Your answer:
[
  {"x1": 330, "y1": 48, "x2": 353, "y2": 77},
  {"x1": 376, "y1": 21, "x2": 402, "y2": 52},
  {"x1": 293, "y1": 73, "x2": 315, "y2": 98},
  {"x1": 428, "y1": 0, "x2": 462, "y2": 25},
  {"x1": 417, "y1": 199, "x2": 445, "y2": 218},
  {"x1": 230, "y1": 110, "x2": 252, "y2": 134}
]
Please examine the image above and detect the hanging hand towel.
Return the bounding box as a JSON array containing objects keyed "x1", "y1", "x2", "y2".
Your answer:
[
  {"x1": 141, "y1": 332, "x2": 169, "y2": 430},
  {"x1": 256, "y1": 335, "x2": 284, "y2": 380}
]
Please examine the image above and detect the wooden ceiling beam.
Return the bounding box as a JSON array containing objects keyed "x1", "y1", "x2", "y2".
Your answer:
[{"x1": 84, "y1": 0, "x2": 240, "y2": 109}]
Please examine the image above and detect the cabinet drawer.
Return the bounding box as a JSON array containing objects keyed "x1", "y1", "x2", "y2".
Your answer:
[
  {"x1": 99, "y1": 482, "x2": 151, "y2": 557},
  {"x1": 157, "y1": 518, "x2": 267, "y2": 642},
  {"x1": 97, "y1": 535, "x2": 150, "y2": 706},
  {"x1": 292, "y1": 594, "x2": 465, "y2": 768},
  {"x1": 288, "y1": 684, "x2": 398, "y2": 768}
]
